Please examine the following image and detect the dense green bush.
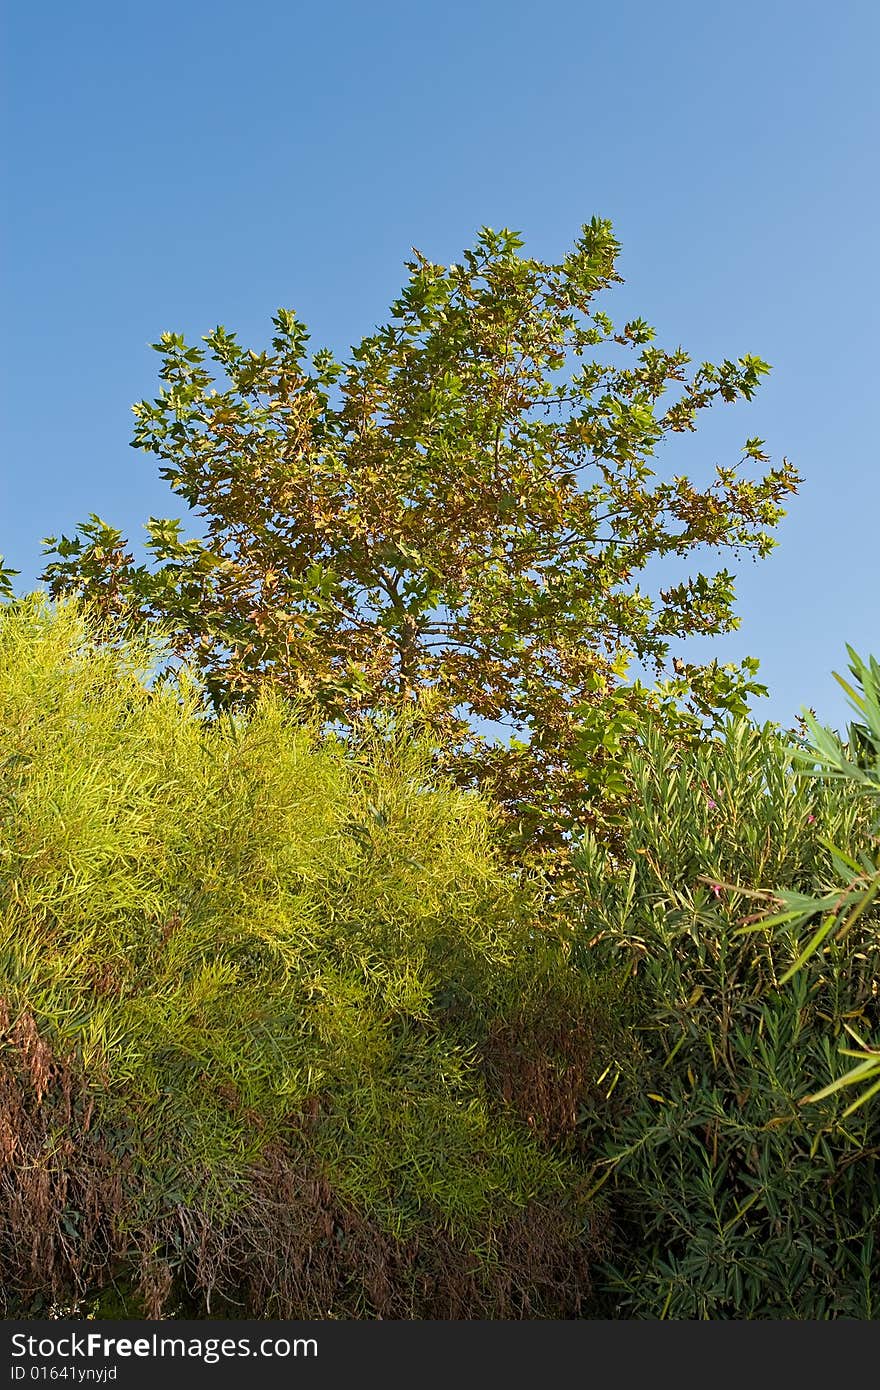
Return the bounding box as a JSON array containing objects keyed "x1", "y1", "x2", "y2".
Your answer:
[
  {"x1": 761, "y1": 649, "x2": 880, "y2": 1112},
  {"x1": 7, "y1": 596, "x2": 879, "y2": 1319},
  {"x1": 0, "y1": 597, "x2": 617, "y2": 1318},
  {"x1": 571, "y1": 717, "x2": 880, "y2": 1318}
]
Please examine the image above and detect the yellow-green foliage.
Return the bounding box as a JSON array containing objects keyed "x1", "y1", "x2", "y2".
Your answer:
[{"x1": 0, "y1": 596, "x2": 607, "y2": 1316}]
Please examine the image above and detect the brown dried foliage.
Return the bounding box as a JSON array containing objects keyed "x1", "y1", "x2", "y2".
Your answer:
[
  {"x1": 481, "y1": 993, "x2": 610, "y2": 1146},
  {"x1": 0, "y1": 1004, "x2": 127, "y2": 1313},
  {"x1": 165, "y1": 1145, "x2": 604, "y2": 1319},
  {"x1": 0, "y1": 1007, "x2": 604, "y2": 1319}
]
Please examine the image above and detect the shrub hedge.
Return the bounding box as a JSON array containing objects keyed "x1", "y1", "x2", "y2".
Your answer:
[
  {"x1": 0, "y1": 598, "x2": 616, "y2": 1317},
  {"x1": 4, "y1": 598, "x2": 879, "y2": 1318},
  {"x1": 571, "y1": 718, "x2": 880, "y2": 1317}
]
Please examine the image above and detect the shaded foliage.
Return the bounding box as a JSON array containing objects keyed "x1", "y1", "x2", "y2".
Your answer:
[
  {"x1": 756, "y1": 647, "x2": 880, "y2": 1111},
  {"x1": 569, "y1": 718, "x2": 880, "y2": 1317}
]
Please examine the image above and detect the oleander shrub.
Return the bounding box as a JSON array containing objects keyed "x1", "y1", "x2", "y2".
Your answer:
[
  {"x1": 0, "y1": 596, "x2": 617, "y2": 1318},
  {"x1": 760, "y1": 649, "x2": 880, "y2": 1113},
  {"x1": 570, "y1": 717, "x2": 880, "y2": 1318}
]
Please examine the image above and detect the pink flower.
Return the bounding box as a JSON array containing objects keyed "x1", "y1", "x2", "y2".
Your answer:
[
  {"x1": 806, "y1": 814, "x2": 815, "y2": 824},
  {"x1": 710, "y1": 883, "x2": 722, "y2": 898},
  {"x1": 707, "y1": 798, "x2": 717, "y2": 810}
]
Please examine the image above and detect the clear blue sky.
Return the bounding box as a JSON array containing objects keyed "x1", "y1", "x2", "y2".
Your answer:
[{"x1": 3, "y1": 1, "x2": 877, "y2": 733}]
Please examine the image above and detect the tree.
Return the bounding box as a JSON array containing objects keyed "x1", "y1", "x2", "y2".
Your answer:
[
  {"x1": 0, "y1": 558, "x2": 18, "y2": 600},
  {"x1": 42, "y1": 219, "x2": 800, "y2": 855}
]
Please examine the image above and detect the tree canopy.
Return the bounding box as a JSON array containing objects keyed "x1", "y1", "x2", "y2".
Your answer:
[{"x1": 42, "y1": 219, "x2": 800, "y2": 852}]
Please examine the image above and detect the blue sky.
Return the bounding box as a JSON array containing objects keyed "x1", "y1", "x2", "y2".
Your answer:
[{"x1": 3, "y1": 1, "x2": 877, "y2": 734}]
